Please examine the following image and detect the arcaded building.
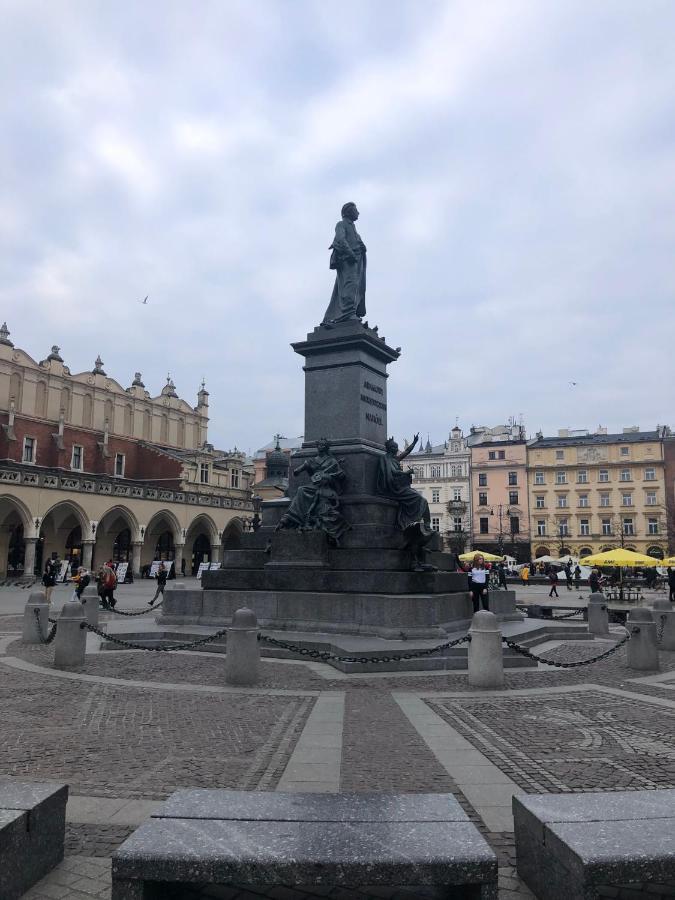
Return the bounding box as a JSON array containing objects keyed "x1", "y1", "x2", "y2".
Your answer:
[{"x1": 0, "y1": 324, "x2": 253, "y2": 578}]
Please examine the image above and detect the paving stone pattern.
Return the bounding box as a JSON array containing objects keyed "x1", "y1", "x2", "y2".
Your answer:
[{"x1": 65, "y1": 823, "x2": 134, "y2": 857}]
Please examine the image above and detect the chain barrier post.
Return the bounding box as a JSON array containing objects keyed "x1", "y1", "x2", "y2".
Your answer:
[
  {"x1": 587, "y1": 592, "x2": 610, "y2": 638},
  {"x1": 80, "y1": 584, "x2": 100, "y2": 628},
  {"x1": 54, "y1": 596, "x2": 87, "y2": 669},
  {"x1": 626, "y1": 608, "x2": 659, "y2": 671},
  {"x1": 225, "y1": 608, "x2": 260, "y2": 686},
  {"x1": 468, "y1": 610, "x2": 503, "y2": 688},
  {"x1": 23, "y1": 590, "x2": 49, "y2": 643},
  {"x1": 652, "y1": 598, "x2": 675, "y2": 650}
]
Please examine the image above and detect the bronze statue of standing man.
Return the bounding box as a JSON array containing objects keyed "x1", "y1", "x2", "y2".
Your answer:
[{"x1": 321, "y1": 202, "x2": 367, "y2": 326}]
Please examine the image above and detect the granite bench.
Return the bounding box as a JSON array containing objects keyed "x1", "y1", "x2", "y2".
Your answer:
[
  {"x1": 112, "y1": 789, "x2": 498, "y2": 899},
  {"x1": 0, "y1": 780, "x2": 68, "y2": 900},
  {"x1": 513, "y1": 789, "x2": 675, "y2": 900}
]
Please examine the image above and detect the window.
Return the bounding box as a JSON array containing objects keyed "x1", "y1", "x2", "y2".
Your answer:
[
  {"x1": 534, "y1": 471, "x2": 545, "y2": 485},
  {"x1": 620, "y1": 468, "x2": 631, "y2": 482},
  {"x1": 599, "y1": 469, "x2": 609, "y2": 482},
  {"x1": 536, "y1": 495, "x2": 545, "y2": 509},
  {"x1": 557, "y1": 495, "x2": 568, "y2": 508},
  {"x1": 71, "y1": 445, "x2": 83, "y2": 470},
  {"x1": 478, "y1": 492, "x2": 488, "y2": 506},
  {"x1": 621, "y1": 446, "x2": 629, "y2": 456},
  {"x1": 478, "y1": 473, "x2": 487, "y2": 487},
  {"x1": 488, "y1": 451, "x2": 496, "y2": 460},
  {"x1": 479, "y1": 517, "x2": 489, "y2": 534},
  {"x1": 600, "y1": 492, "x2": 610, "y2": 507},
  {"x1": 645, "y1": 467, "x2": 656, "y2": 481},
  {"x1": 453, "y1": 516, "x2": 463, "y2": 531},
  {"x1": 431, "y1": 517, "x2": 440, "y2": 532},
  {"x1": 577, "y1": 470, "x2": 588, "y2": 483},
  {"x1": 114, "y1": 453, "x2": 125, "y2": 477},
  {"x1": 579, "y1": 494, "x2": 589, "y2": 508},
  {"x1": 558, "y1": 519, "x2": 569, "y2": 536},
  {"x1": 199, "y1": 463, "x2": 209, "y2": 484},
  {"x1": 509, "y1": 491, "x2": 519, "y2": 505},
  {"x1": 230, "y1": 469, "x2": 240, "y2": 488},
  {"x1": 430, "y1": 465, "x2": 441, "y2": 477},
  {"x1": 646, "y1": 491, "x2": 657, "y2": 506},
  {"x1": 601, "y1": 518, "x2": 612, "y2": 536},
  {"x1": 509, "y1": 515, "x2": 519, "y2": 534},
  {"x1": 498, "y1": 450, "x2": 505, "y2": 460},
  {"x1": 556, "y1": 471, "x2": 567, "y2": 484},
  {"x1": 22, "y1": 436, "x2": 36, "y2": 463},
  {"x1": 431, "y1": 489, "x2": 440, "y2": 504},
  {"x1": 621, "y1": 493, "x2": 632, "y2": 506},
  {"x1": 555, "y1": 450, "x2": 564, "y2": 460},
  {"x1": 623, "y1": 518, "x2": 634, "y2": 536},
  {"x1": 453, "y1": 488, "x2": 462, "y2": 501},
  {"x1": 508, "y1": 471, "x2": 518, "y2": 485},
  {"x1": 580, "y1": 519, "x2": 590, "y2": 536},
  {"x1": 648, "y1": 518, "x2": 659, "y2": 535},
  {"x1": 537, "y1": 519, "x2": 546, "y2": 536}
]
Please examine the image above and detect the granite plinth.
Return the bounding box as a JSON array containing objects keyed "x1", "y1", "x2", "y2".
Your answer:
[
  {"x1": 111, "y1": 790, "x2": 497, "y2": 899},
  {"x1": 160, "y1": 587, "x2": 473, "y2": 638},
  {"x1": 513, "y1": 790, "x2": 675, "y2": 900},
  {"x1": 0, "y1": 780, "x2": 68, "y2": 900},
  {"x1": 203, "y1": 567, "x2": 466, "y2": 594}
]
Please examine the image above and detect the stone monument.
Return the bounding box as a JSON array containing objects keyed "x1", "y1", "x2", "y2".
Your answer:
[{"x1": 161, "y1": 205, "x2": 477, "y2": 637}]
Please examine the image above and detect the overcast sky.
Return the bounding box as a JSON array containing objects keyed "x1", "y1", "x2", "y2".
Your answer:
[{"x1": 2, "y1": 1, "x2": 674, "y2": 454}]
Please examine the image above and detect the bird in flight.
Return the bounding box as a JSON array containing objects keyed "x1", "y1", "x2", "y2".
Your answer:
[
  {"x1": 569, "y1": 381, "x2": 577, "y2": 387},
  {"x1": 139, "y1": 296, "x2": 148, "y2": 305}
]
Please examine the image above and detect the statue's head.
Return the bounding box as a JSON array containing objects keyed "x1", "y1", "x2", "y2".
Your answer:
[
  {"x1": 385, "y1": 437, "x2": 398, "y2": 455},
  {"x1": 341, "y1": 202, "x2": 359, "y2": 221},
  {"x1": 317, "y1": 437, "x2": 330, "y2": 453}
]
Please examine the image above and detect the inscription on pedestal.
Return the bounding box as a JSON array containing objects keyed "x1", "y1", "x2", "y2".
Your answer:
[{"x1": 361, "y1": 379, "x2": 386, "y2": 427}]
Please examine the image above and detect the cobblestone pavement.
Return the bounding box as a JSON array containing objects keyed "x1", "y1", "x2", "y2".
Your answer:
[{"x1": 4, "y1": 621, "x2": 675, "y2": 899}]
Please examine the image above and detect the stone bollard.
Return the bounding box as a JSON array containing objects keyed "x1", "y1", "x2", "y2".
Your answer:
[
  {"x1": 587, "y1": 592, "x2": 610, "y2": 638},
  {"x1": 225, "y1": 607, "x2": 260, "y2": 686},
  {"x1": 54, "y1": 597, "x2": 87, "y2": 670},
  {"x1": 653, "y1": 598, "x2": 675, "y2": 651},
  {"x1": 468, "y1": 610, "x2": 504, "y2": 688},
  {"x1": 626, "y1": 608, "x2": 659, "y2": 671},
  {"x1": 80, "y1": 585, "x2": 100, "y2": 628},
  {"x1": 22, "y1": 591, "x2": 49, "y2": 643}
]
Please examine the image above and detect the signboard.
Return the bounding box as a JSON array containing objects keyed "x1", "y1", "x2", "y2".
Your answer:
[
  {"x1": 115, "y1": 562, "x2": 129, "y2": 583},
  {"x1": 58, "y1": 561, "x2": 70, "y2": 583},
  {"x1": 209, "y1": 562, "x2": 221, "y2": 570},
  {"x1": 149, "y1": 560, "x2": 170, "y2": 578},
  {"x1": 197, "y1": 562, "x2": 210, "y2": 580}
]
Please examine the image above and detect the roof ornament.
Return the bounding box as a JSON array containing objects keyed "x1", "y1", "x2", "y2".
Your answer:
[
  {"x1": 0, "y1": 323, "x2": 13, "y2": 347},
  {"x1": 93, "y1": 355, "x2": 106, "y2": 375},
  {"x1": 48, "y1": 345, "x2": 63, "y2": 362},
  {"x1": 132, "y1": 372, "x2": 145, "y2": 387}
]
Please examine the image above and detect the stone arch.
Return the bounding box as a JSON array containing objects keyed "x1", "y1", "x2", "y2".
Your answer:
[
  {"x1": 96, "y1": 505, "x2": 140, "y2": 568},
  {"x1": 142, "y1": 509, "x2": 182, "y2": 568},
  {"x1": 104, "y1": 399, "x2": 114, "y2": 431},
  {"x1": 534, "y1": 545, "x2": 550, "y2": 558},
  {"x1": 160, "y1": 413, "x2": 169, "y2": 443},
  {"x1": 578, "y1": 547, "x2": 593, "y2": 558},
  {"x1": 39, "y1": 499, "x2": 90, "y2": 571},
  {"x1": 83, "y1": 394, "x2": 93, "y2": 428},
  {"x1": 185, "y1": 513, "x2": 219, "y2": 576},
  {"x1": 143, "y1": 409, "x2": 152, "y2": 439},
  {"x1": 60, "y1": 386, "x2": 71, "y2": 422},
  {"x1": 177, "y1": 418, "x2": 185, "y2": 448},
  {"x1": 123, "y1": 403, "x2": 133, "y2": 436},
  {"x1": 222, "y1": 517, "x2": 244, "y2": 550},
  {"x1": 0, "y1": 495, "x2": 34, "y2": 577},
  {"x1": 647, "y1": 545, "x2": 664, "y2": 559}
]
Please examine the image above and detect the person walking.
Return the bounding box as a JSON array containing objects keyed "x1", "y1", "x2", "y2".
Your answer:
[
  {"x1": 149, "y1": 562, "x2": 168, "y2": 606},
  {"x1": 42, "y1": 559, "x2": 57, "y2": 603},
  {"x1": 589, "y1": 568, "x2": 601, "y2": 594},
  {"x1": 98, "y1": 565, "x2": 117, "y2": 610},
  {"x1": 564, "y1": 561, "x2": 573, "y2": 591},
  {"x1": 520, "y1": 565, "x2": 530, "y2": 587},
  {"x1": 574, "y1": 564, "x2": 581, "y2": 590},
  {"x1": 74, "y1": 567, "x2": 91, "y2": 600},
  {"x1": 497, "y1": 561, "x2": 508, "y2": 590},
  {"x1": 548, "y1": 569, "x2": 559, "y2": 598},
  {"x1": 668, "y1": 567, "x2": 675, "y2": 603},
  {"x1": 469, "y1": 554, "x2": 490, "y2": 613}
]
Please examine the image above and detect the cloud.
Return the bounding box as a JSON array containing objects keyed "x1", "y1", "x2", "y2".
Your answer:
[{"x1": 0, "y1": 0, "x2": 673, "y2": 454}]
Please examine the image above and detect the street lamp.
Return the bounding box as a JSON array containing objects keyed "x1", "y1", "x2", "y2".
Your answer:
[{"x1": 489, "y1": 505, "x2": 512, "y2": 555}]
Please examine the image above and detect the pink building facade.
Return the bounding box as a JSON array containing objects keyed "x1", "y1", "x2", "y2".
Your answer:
[{"x1": 470, "y1": 440, "x2": 531, "y2": 561}]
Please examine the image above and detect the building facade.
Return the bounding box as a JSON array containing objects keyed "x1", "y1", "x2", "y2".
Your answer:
[
  {"x1": 252, "y1": 435, "x2": 303, "y2": 501},
  {"x1": 0, "y1": 325, "x2": 253, "y2": 578},
  {"x1": 408, "y1": 426, "x2": 472, "y2": 550},
  {"x1": 526, "y1": 427, "x2": 670, "y2": 559},
  {"x1": 469, "y1": 424, "x2": 531, "y2": 561}
]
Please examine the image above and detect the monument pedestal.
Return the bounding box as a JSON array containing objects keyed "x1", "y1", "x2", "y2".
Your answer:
[{"x1": 163, "y1": 319, "x2": 474, "y2": 638}]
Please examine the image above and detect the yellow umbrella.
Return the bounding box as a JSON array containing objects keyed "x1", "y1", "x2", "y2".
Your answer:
[
  {"x1": 580, "y1": 548, "x2": 661, "y2": 568},
  {"x1": 661, "y1": 556, "x2": 675, "y2": 566},
  {"x1": 459, "y1": 551, "x2": 504, "y2": 563}
]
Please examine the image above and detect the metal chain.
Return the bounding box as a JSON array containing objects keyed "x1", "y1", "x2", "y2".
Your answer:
[
  {"x1": 502, "y1": 629, "x2": 630, "y2": 669},
  {"x1": 80, "y1": 621, "x2": 228, "y2": 652},
  {"x1": 257, "y1": 632, "x2": 470, "y2": 664},
  {"x1": 105, "y1": 600, "x2": 164, "y2": 617},
  {"x1": 33, "y1": 607, "x2": 57, "y2": 644},
  {"x1": 516, "y1": 606, "x2": 584, "y2": 620}
]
